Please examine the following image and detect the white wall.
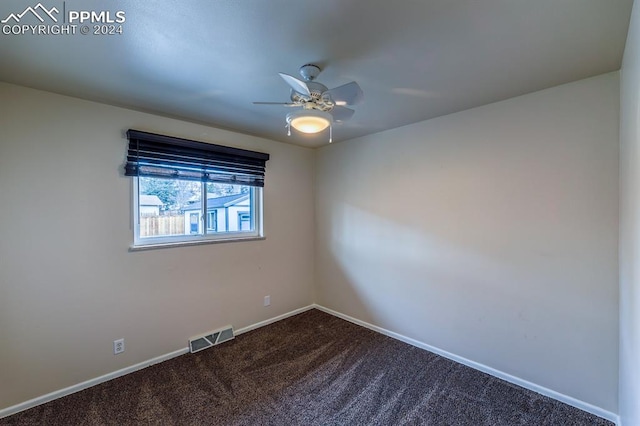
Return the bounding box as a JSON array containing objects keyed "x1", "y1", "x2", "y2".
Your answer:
[
  {"x1": 0, "y1": 82, "x2": 315, "y2": 410},
  {"x1": 619, "y1": 0, "x2": 640, "y2": 424},
  {"x1": 315, "y1": 73, "x2": 619, "y2": 413}
]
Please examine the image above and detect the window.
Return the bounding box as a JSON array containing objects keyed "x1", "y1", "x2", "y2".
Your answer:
[
  {"x1": 238, "y1": 212, "x2": 251, "y2": 231},
  {"x1": 189, "y1": 212, "x2": 199, "y2": 234},
  {"x1": 125, "y1": 130, "x2": 269, "y2": 248},
  {"x1": 134, "y1": 178, "x2": 260, "y2": 243},
  {"x1": 207, "y1": 211, "x2": 217, "y2": 232}
]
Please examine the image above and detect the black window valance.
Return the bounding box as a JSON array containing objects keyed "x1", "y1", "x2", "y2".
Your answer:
[{"x1": 124, "y1": 129, "x2": 270, "y2": 187}]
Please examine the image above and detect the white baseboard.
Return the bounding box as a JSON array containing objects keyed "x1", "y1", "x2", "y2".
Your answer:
[
  {"x1": 313, "y1": 304, "x2": 620, "y2": 425},
  {"x1": 0, "y1": 304, "x2": 315, "y2": 420},
  {"x1": 0, "y1": 347, "x2": 189, "y2": 419},
  {"x1": 235, "y1": 305, "x2": 315, "y2": 335}
]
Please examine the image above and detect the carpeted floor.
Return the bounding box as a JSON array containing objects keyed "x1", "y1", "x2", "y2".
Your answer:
[{"x1": 1, "y1": 309, "x2": 612, "y2": 425}]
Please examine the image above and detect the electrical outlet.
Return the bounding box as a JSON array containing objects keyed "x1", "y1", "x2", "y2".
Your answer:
[
  {"x1": 264, "y1": 295, "x2": 271, "y2": 307},
  {"x1": 114, "y1": 338, "x2": 125, "y2": 355}
]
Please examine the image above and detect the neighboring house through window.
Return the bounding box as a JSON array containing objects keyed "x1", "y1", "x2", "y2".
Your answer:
[
  {"x1": 183, "y1": 192, "x2": 252, "y2": 234},
  {"x1": 138, "y1": 194, "x2": 164, "y2": 216}
]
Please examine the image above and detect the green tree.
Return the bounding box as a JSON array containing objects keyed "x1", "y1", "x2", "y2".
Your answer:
[
  {"x1": 139, "y1": 177, "x2": 175, "y2": 207},
  {"x1": 206, "y1": 183, "x2": 241, "y2": 196}
]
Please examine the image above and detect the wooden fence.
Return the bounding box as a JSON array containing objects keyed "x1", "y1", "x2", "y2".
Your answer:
[{"x1": 140, "y1": 214, "x2": 185, "y2": 237}]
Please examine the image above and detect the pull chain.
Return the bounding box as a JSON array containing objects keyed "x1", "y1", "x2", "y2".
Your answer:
[{"x1": 329, "y1": 125, "x2": 333, "y2": 143}]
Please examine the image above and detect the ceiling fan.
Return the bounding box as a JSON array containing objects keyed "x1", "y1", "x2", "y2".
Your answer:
[{"x1": 253, "y1": 64, "x2": 363, "y2": 142}]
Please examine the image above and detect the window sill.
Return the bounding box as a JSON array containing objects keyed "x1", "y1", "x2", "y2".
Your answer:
[{"x1": 129, "y1": 236, "x2": 266, "y2": 252}]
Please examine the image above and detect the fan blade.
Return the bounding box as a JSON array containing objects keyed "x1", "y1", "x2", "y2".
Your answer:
[
  {"x1": 278, "y1": 73, "x2": 311, "y2": 96},
  {"x1": 330, "y1": 106, "x2": 355, "y2": 122},
  {"x1": 325, "y1": 82, "x2": 364, "y2": 105},
  {"x1": 253, "y1": 102, "x2": 298, "y2": 107}
]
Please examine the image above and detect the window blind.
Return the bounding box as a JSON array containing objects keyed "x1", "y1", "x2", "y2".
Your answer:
[{"x1": 124, "y1": 129, "x2": 270, "y2": 187}]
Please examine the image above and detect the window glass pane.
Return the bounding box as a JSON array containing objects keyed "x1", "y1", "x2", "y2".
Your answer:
[
  {"x1": 138, "y1": 177, "x2": 202, "y2": 239},
  {"x1": 135, "y1": 178, "x2": 259, "y2": 246}
]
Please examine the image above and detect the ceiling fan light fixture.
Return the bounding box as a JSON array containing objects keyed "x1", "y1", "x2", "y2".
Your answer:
[{"x1": 287, "y1": 109, "x2": 332, "y2": 134}]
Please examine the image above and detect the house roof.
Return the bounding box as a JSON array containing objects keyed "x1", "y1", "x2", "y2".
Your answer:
[
  {"x1": 0, "y1": 1, "x2": 632, "y2": 147},
  {"x1": 184, "y1": 193, "x2": 249, "y2": 211},
  {"x1": 139, "y1": 195, "x2": 163, "y2": 206}
]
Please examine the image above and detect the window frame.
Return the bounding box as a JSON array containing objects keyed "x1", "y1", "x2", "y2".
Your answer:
[{"x1": 131, "y1": 177, "x2": 264, "y2": 250}]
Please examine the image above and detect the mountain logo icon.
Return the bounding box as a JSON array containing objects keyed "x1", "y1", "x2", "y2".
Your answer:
[{"x1": 2, "y1": 3, "x2": 59, "y2": 24}]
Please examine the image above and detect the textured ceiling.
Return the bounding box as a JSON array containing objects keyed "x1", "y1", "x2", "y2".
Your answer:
[{"x1": 0, "y1": 0, "x2": 633, "y2": 147}]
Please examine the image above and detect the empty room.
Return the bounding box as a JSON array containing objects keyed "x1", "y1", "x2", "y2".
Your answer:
[{"x1": 1, "y1": 0, "x2": 639, "y2": 425}]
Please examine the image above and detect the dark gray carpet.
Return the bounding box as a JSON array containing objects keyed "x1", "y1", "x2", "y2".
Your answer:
[{"x1": 1, "y1": 309, "x2": 612, "y2": 425}]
